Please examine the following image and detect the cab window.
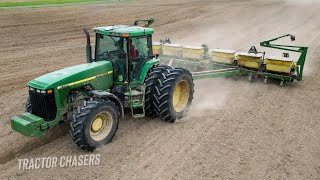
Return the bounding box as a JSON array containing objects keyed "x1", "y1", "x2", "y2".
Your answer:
[
  {"x1": 95, "y1": 34, "x2": 128, "y2": 82},
  {"x1": 130, "y1": 35, "x2": 152, "y2": 81}
]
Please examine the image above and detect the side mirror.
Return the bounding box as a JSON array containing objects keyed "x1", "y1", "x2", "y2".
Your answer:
[{"x1": 290, "y1": 35, "x2": 295, "y2": 41}]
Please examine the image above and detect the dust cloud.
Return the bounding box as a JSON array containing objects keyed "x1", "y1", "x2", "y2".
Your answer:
[
  {"x1": 185, "y1": 77, "x2": 256, "y2": 119},
  {"x1": 191, "y1": 79, "x2": 229, "y2": 112},
  {"x1": 284, "y1": 0, "x2": 320, "y2": 4}
]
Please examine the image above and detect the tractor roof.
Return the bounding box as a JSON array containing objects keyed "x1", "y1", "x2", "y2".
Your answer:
[{"x1": 93, "y1": 25, "x2": 154, "y2": 37}]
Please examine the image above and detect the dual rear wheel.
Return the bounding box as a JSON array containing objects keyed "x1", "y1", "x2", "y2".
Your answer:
[{"x1": 145, "y1": 66, "x2": 194, "y2": 122}]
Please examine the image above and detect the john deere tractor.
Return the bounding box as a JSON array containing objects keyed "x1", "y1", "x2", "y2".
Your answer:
[{"x1": 11, "y1": 19, "x2": 194, "y2": 151}]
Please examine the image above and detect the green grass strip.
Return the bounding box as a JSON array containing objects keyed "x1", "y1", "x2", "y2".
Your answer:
[{"x1": 0, "y1": 0, "x2": 120, "y2": 7}]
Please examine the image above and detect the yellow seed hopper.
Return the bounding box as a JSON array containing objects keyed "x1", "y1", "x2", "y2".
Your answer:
[
  {"x1": 264, "y1": 56, "x2": 296, "y2": 74},
  {"x1": 210, "y1": 49, "x2": 236, "y2": 64}
]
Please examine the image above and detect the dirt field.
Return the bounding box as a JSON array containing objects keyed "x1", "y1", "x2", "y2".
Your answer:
[{"x1": 0, "y1": 0, "x2": 320, "y2": 179}]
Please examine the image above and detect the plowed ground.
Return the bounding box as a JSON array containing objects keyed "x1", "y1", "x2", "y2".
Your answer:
[{"x1": 0, "y1": 0, "x2": 319, "y2": 179}]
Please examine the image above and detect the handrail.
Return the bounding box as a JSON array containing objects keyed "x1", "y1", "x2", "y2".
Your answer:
[{"x1": 133, "y1": 18, "x2": 155, "y2": 28}]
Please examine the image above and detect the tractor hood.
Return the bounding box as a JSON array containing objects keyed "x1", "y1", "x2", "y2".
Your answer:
[{"x1": 28, "y1": 61, "x2": 113, "y2": 90}]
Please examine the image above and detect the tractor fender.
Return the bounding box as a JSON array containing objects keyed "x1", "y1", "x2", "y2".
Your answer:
[{"x1": 89, "y1": 90, "x2": 124, "y2": 119}]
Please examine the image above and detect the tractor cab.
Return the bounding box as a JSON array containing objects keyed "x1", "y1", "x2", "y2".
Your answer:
[
  {"x1": 91, "y1": 24, "x2": 156, "y2": 118},
  {"x1": 93, "y1": 25, "x2": 154, "y2": 84}
]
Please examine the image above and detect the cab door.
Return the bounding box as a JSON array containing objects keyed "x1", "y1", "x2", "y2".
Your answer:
[{"x1": 128, "y1": 35, "x2": 153, "y2": 82}]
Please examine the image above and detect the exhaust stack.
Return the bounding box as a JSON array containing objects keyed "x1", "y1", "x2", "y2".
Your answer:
[{"x1": 83, "y1": 28, "x2": 93, "y2": 63}]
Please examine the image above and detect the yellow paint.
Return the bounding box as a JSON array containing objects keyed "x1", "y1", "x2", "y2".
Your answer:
[
  {"x1": 172, "y1": 80, "x2": 189, "y2": 112},
  {"x1": 210, "y1": 50, "x2": 235, "y2": 64},
  {"x1": 153, "y1": 44, "x2": 162, "y2": 55},
  {"x1": 91, "y1": 116, "x2": 103, "y2": 132},
  {"x1": 236, "y1": 53, "x2": 262, "y2": 69},
  {"x1": 90, "y1": 111, "x2": 113, "y2": 141},
  {"x1": 182, "y1": 46, "x2": 204, "y2": 59},
  {"x1": 264, "y1": 58, "x2": 294, "y2": 73},
  {"x1": 57, "y1": 71, "x2": 113, "y2": 90},
  {"x1": 162, "y1": 44, "x2": 183, "y2": 57},
  {"x1": 238, "y1": 61, "x2": 260, "y2": 69},
  {"x1": 183, "y1": 47, "x2": 204, "y2": 54}
]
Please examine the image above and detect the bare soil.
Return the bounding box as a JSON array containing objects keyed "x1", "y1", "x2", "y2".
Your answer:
[{"x1": 0, "y1": 0, "x2": 320, "y2": 179}]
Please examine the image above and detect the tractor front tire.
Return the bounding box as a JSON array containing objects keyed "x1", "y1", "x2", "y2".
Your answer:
[
  {"x1": 144, "y1": 65, "x2": 172, "y2": 117},
  {"x1": 153, "y1": 68, "x2": 194, "y2": 122},
  {"x1": 70, "y1": 99, "x2": 120, "y2": 151}
]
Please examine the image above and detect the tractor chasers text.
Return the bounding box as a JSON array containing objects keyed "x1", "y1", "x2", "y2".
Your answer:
[{"x1": 18, "y1": 154, "x2": 100, "y2": 170}]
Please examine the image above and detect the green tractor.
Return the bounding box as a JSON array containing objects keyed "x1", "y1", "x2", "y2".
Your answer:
[{"x1": 11, "y1": 19, "x2": 194, "y2": 151}]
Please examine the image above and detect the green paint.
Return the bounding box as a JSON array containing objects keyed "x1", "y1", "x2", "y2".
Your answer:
[
  {"x1": 11, "y1": 61, "x2": 114, "y2": 137},
  {"x1": 260, "y1": 34, "x2": 308, "y2": 81},
  {"x1": 11, "y1": 22, "x2": 157, "y2": 137},
  {"x1": 28, "y1": 61, "x2": 113, "y2": 90},
  {"x1": 11, "y1": 113, "x2": 45, "y2": 137},
  {"x1": 138, "y1": 59, "x2": 159, "y2": 84},
  {"x1": 261, "y1": 72, "x2": 293, "y2": 81},
  {"x1": 93, "y1": 25, "x2": 154, "y2": 37}
]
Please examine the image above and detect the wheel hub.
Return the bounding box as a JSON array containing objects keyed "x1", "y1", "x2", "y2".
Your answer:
[
  {"x1": 172, "y1": 80, "x2": 190, "y2": 112},
  {"x1": 91, "y1": 116, "x2": 104, "y2": 132},
  {"x1": 90, "y1": 111, "x2": 113, "y2": 141}
]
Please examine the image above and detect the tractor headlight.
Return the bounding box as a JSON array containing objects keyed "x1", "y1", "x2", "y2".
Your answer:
[{"x1": 28, "y1": 87, "x2": 53, "y2": 94}]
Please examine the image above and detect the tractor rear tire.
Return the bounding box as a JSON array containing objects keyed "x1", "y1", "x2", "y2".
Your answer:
[
  {"x1": 153, "y1": 68, "x2": 194, "y2": 122},
  {"x1": 70, "y1": 99, "x2": 120, "y2": 151},
  {"x1": 144, "y1": 65, "x2": 172, "y2": 117}
]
